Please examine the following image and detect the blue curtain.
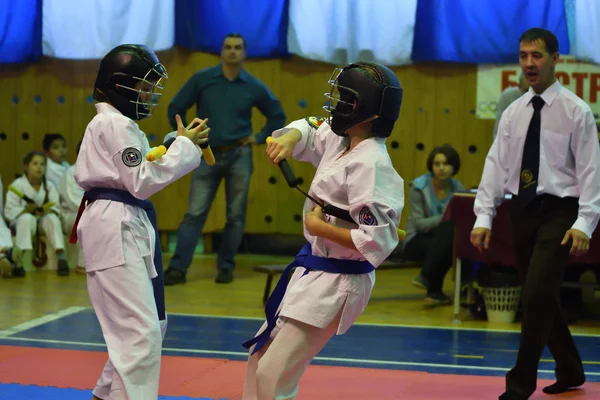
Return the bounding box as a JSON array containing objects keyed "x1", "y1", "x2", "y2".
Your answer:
[
  {"x1": 0, "y1": 0, "x2": 42, "y2": 64},
  {"x1": 175, "y1": 0, "x2": 289, "y2": 58},
  {"x1": 412, "y1": 0, "x2": 570, "y2": 64}
]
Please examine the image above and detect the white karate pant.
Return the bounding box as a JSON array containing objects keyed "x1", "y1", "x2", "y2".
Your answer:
[
  {"x1": 242, "y1": 310, "x2": 342, "y2": 400},
  {"x1": 11, "y1": 213, "x2": 64, "y2": 251},
  {"x1": 0, "y1": 217, "x2": 12, "y2": 250},
  {"x1": 87, "y1": 228, "x2": 165, "y2": 400},
  {"x1": 62, "y1": 211, "x2": 84, "y2": 267}
]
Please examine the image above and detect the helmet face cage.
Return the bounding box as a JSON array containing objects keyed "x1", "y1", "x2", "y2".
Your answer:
[
  {"x1": 114, "y1": 62, "x2": 168, "y2": 120},
  {"x1": 323, "y1": 68, "x2": 361, "y2": 125}
]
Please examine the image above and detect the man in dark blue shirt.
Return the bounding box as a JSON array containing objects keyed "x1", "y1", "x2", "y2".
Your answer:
[{"x1": 164, "y1": 33, "x2": 286, "y2": 285}]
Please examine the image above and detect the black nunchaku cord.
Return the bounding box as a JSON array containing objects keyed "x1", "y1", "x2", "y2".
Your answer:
[{"x1": 274, "y1": 157, "x2": 355, "y2": 224}]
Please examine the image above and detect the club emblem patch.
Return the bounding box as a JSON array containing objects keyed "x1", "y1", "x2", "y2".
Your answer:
[
  {"x1": 306, "y1": 116, "x2": 326, "y2": 129},
  {"x1": 122, "y1": 148, "x2": 142, "y2": 167},
  {"x1": 359, "y1": 206, "x2": 378, "y2": 226}
]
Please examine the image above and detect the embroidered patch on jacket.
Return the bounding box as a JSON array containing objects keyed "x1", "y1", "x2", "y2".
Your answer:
[
  {"x1": 305, "y1": 116, "x2": 326, "y2": 129},
  {"x1": 359, "y1": 206, "x2": 378, "y2": 226},
  {"x1": 122, "y1": 148, "x2": 142, "y2": 167}
]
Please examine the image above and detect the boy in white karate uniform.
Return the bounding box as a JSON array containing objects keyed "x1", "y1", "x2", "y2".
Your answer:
[
  {"x1": 242, "y1": 62, "x2": 405, "y2": 399},
  {"x1": 58, "y1": 141, "x2": 85, "y2": 273},
  {"x1": 43, "y1": 133, "x2": 70, "y2": 189},
  {"x1": 71, "y1": 44, "x2": 210, "y2": 400},
  {"x1": 4, "y1": 152, "x2": 68, "y2": 276}
]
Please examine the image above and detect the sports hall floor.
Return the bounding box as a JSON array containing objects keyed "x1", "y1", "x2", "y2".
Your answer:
[{"x1": 1, "y1": 253, "x2": 599, "y2": 399}]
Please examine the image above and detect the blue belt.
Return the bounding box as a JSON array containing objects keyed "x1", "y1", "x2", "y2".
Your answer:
[
  {"x1": 242, "y1": 243, "x2": 375, "y2": 354},
  {"x1": 81, "y1": 188, "x2": 166, "y2": 321}
]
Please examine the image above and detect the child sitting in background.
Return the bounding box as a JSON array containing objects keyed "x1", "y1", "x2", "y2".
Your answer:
[
  {"x1": 4, "y1": 151, "x2": 69, "y2": 276},
  {"x1": 0, "y1": 175, "x2": 22, "y2": 277},
  {"x1": 43, "y1": 133, "x2": 70, "y2": 189},
  {"x1": 58, "y1": 141, "x2": 85, "y2": 273}
]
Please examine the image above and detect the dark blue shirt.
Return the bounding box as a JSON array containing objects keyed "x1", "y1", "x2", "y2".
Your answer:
[{"x1": 167, "y1": 65, "x2": 286, "y2": 148}]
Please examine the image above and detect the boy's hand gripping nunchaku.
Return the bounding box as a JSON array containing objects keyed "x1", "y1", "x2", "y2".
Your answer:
[{"x1": 266, "y1": 137, "x2": 406, "y2": 240}]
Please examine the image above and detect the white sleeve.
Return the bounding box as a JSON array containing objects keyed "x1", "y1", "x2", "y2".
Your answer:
[
  {"x1": 272, "y1": 116, "x2": 341, "y2": 168},
  {"x1": 4, "y1": 180, "x2": 25, "y2": 223},
  {"x1": 45, "y1": 162, "x2": 59, "y2": 189},
  {"x1": 570, "y1": 106, "x2": 600, "y2": 238},
  {"x1": 109, "y1": 118, "x2": 202, "y2": 200},
  {"x1": 346, "y1": 158, "x2": 405, "y2": 267},
  {"x1": 46, "y1": 182, "x2": 61, "y2": 215},
  {"x1": 473, "y1": 111, "x2": 511, "y2": 230}
]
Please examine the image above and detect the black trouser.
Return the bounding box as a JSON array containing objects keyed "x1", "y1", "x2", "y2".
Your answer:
[
  {"x1": 404, "y1": 220, "x2": 455, "y2": 293},
  {"x1": 506, "y1": 194, "x2": 584, "y2": 397}
]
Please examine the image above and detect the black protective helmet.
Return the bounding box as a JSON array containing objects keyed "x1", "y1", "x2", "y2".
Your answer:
[
  {"x1": 324, "y1": 62, "x2": 403, "y2": 138},
  {"x1": 93, "y1": 44, "x2": 167, "y2": 120}
]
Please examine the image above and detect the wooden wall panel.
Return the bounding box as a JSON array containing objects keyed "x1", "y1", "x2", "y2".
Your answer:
[{"x1": 0, "y1": 48, "x2": 496, "y2": 233}]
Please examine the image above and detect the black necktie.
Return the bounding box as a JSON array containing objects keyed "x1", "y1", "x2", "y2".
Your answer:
[{"x1": 518, "y1": 95, "x2": 545, "y2": 207}]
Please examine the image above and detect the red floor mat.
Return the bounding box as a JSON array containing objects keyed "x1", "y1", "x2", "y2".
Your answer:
[{"x1": 1, "y1": 346, "x2": 598, "y2": 399}]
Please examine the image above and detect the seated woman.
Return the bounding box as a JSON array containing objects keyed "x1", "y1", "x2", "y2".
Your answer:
[{"x1": 403, "y1": 144, "x2": 466, "y2": 304}]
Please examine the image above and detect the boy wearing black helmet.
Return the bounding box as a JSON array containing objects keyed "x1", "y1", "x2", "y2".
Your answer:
[
  {"x1": 241, "y1": 62, "x2": 405, "y2": 399},
  {"x1": 71, "y1": 44, "x2": 210, "y2": 400}
]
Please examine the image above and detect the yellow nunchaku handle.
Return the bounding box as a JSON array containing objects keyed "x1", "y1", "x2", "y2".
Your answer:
[
  {"x1": 42, "y1": 202, "x2": 55, "y2": 211},
  {"x1": 146, "y1": 145, "x2": 167, "y2": 162},
  {"x1": 8, "y1": 185, "x2": 27, "y2": 199},
  {"x1": 265, "y1": 137, "x2": 406, "y2": 240}
]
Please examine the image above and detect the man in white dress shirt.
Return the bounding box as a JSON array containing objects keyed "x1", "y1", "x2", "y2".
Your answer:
[{"x1": 471, "y1": 28, "x2": 600, "y2": 400}]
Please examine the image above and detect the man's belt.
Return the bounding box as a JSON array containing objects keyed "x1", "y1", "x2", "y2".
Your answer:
[{"x1": 211, "y1": 140, "x2": 249, "y2": 153}]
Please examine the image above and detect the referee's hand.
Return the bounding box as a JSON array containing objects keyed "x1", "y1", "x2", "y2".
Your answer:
[
  {"x1": 470, "y1": 227, "x2": 491, "y2": 253},
  {"x1": 561, "y1": 228, "x2": 589, "y2": 256}
]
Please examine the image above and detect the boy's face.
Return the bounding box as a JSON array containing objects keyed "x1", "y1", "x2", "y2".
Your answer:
[{"x1": 47, "y1": 139, "x2": 67, "y2": 163}]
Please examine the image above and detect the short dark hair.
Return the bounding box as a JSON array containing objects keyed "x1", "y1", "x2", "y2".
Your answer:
[
  {"x1": 223, "y1": 33, "x2": 246, "y2": 50},
  {"x1": 519, "y1": 28, "x2": 559, "y2": 55},
  {"x1": 427, "y1": 144, "x2": 461, "y2": 175},
  {"x1": 42, "y1": 133, "x2": 66, "y2": 151}
]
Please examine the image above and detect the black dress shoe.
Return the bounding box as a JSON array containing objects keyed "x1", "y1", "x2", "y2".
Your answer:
[
  {"x1": 215, "y1": 269, "x2": 233, "y2": 284},
  {"x1": 499, "y1": 390, "x2": 527, "y2": 400},
  {"x1": 542, "y1": 378, "x2": 585, "y2": 394}
]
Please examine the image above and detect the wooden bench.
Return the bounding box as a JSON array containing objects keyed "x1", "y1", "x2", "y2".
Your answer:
[{"x1": 253, "y1": 258, "x2": 419, "y2": 304}]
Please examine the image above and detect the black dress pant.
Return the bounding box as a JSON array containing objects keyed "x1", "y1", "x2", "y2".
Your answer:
[
  {"x1": 404, "y1": 220, "x2": 455, "y2": 293},
  {"x1": 506, "y1": 194, "x2": 585, "y2": 397}
]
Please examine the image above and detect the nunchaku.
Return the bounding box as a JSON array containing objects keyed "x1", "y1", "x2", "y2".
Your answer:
[
  {"x1": 266, "y1": 137, "x2": 406, "y2": 240},
  {"x1": 8, "y1": 186, "x2": 55, "y2": 213}
]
